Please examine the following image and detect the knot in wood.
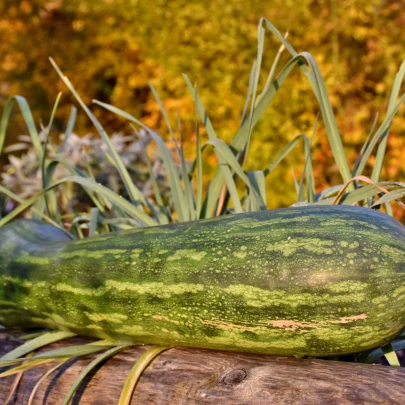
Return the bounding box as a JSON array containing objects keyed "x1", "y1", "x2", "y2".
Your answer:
[{"x1": 221, "y1": 369, "x2": 247, "y2": 386}]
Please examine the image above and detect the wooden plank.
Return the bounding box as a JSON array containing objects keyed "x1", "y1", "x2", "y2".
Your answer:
[{"x1": 0, "y1": 330, "x2": 404, "y2": 404}]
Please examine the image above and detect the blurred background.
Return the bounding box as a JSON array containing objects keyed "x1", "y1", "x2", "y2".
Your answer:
[{"x1": 1, "y1": 0, "x2": 405, "y2": 208}]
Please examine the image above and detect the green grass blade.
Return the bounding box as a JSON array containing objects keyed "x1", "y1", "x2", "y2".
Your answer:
[
  {"x1": 101, "y1": 217, "x2": 140, "y2": 230},
  {"x1": 0, "y1": 359, "x2": 55, "y2": 378},
  {"x1": 260, "y1": 31, "x2": 288, "y2": 101},
  {"x1": 182, "y1": 77, "x2": 225, "y2": 217},
  {"x1": 292, "y1": 168, "x2": 300, "y2": 200},
  {"x1": 241, "y1": 20, "x2": 264, "y2": 169},
  {"x1": 372, "y1": 60, "x2": 405, "y2": 182},
  {"x1": 41, "y1": 92, "x2": 62, "y2": 189},
  {"x1": 182, "y1": 75, "x2": 218, "y2": 141},
  {"x1": 46, "y1": 172, "x2": 63, "y2": 224},
  {"x1": 149, "y1": 82, "x2": 175, "y2": 141},
  {"x1": 149, "y1": 86, "x2": 195, "y2": 220},
  {"x1": 93, "y1": 100, "x2": 160, "y2": 138},
  {"x1": 118, "y1": 346, "x2": 170, "y2": 405},
  {"x1": 197, "y1": 141, "x2": 243, "y2": 215},
  {"x1": 70, "y1": 218, "x2": 86, "y2": 239},
  {"x1": 131, "y1": 126, "x2": 169, "y2": 224},
  {"x1": 44, "y1": 160, "x2": 62, "y2": 187},
  {"x1": 0, "y1": 331, "x2": 76, "y2": 362},
  {"x1": 315, "y1": 181, "x2": 402, "y2": 206},
  {"x1": 177, "y1": 112, "x2": 196, "y2": 220},
  {"x1": 0, "y1": 176, "x2": 158, "y2": 228},
  {"x1": 299, "y1": 52, "x2": 352, "y2": 184},
  {"x1": 231, "y1": 55, "x2": 301, "y2": 153},
  {"x1": 49, "y1": 58, "x2": 147, "y2": 209},
  {"x1": 4, "y1": 352, "x2": 35, "y2": 404},
  {"x1": 371, "y1": 187, "x2": 405, "y2": 207},
  {"x1": 62, "y1": 344, "x2": 132, "y2": 405},
  {"x1": 234, "y1": 20, "x2": 351, "y2": 185},
  {"x1": 53, "y1": 153, "x2": 111, "y2": 215},
  {"x1": 0, "y1": 340, "x2": 112, "y2": 371},
  {"x1": 151, "y1": 89, "x2": 193, "y2": 218},
  {"x1": 19, "y1": 331, "x2": 49, "y2": 340},
  {"x1": 185, "y1": 74, "x2": 265, "y2": 214},
  {"x1": 296, "y1": 167, "x2": 306, "y2": 203},
  {"x1": 220, "y1": 164, "x2": 243, "y2": 213},
  {"x1": 183, "y1": 76, "x2": 242, "y2": 217},
  {"x1": 247, "y1": 171, "x2": 266, "y2": 211},
  {"x1": 0, "y1": 96, "x2": 43, "y2": 159},
  {"x1": 231, "y1": 18, "x2": 307, "y2": 153},
  {"x1": 331, "y1": 175, "x2": 388, "y2": 205},
  {"x1": 384, "y1": 201, "x2": 394, "y2": 217},
  {"x1": 305, "y1": 116, "x2": 317, "y2": 203},
  {"x1": 4, "y1": 360, "x2": 25, "y2": 404},
  {"x1": 183, "y1": 77, "x2": 238, "y2": 217},
  {"x1": 292, "y1": 130, "x2": 315, "y2": 204},
  {"x1": 263, "y1": 134, "x2": 310, "y2": 177},
  {"x1": 93, "y1": 101, "x2": 188, "y2": 222},
  {"x1": 41, "y1": 92, "x2": 63, "y2": 218},
  {"x1": 89, "y1": 207, "x2": 99, "y2": 236},
  {"x1": 28, "y1": 359, "x2": 68, "y2": 405},
  {"x1": 240, "y1": 61, "x2": 256, "y2": 127},
  {"x1": 195, "y1": 103, "x2": 203, "y2": 218},
  {"x1": 351, "y1": 113, "x2": 379, "y2": 176},
  {"x1": 44, "y1": 190, "x2": 61, "y2": 224},
  {"x1": 0, "y1": 359, "x2": 25, "y2": 368},
  {"x1": 259, "y1": 19, "x2": 351, "y2": 183},
  {"x1": 261, "y1": 18, "x2": 299, "y2": 57},
  {"x1": 205, "y1": 138, "x2": 250, "y2": 186},
  {"x1": 315, "y1": 184, "x2": 344, "y2": 201},
  {"x1": 33, "y1": 342, "x2": 114, "y2": 360},
  {"x1": 243, "y1": 28, "x2": 288, "y2": 168},
  {"x1": 355, "y1": 93, "x2": 405, "y2": 177},
  {"x1": 382, "y1": 343, "x2": 401, "y2": 367},
  {"x1": 203, "y1": 172, "x2": 226, "y2": 218},
  {"x1": 0, "y1": 184, "x2": 71, "y2": 234},
  {"x1": 205, "y1": 138, "x2": 264, "y2": 209},
  {"x1": 59, "y1": 106, "x2": 77, "y2": 153},
  {"x1": 31, "y1": 196, "x2": 47, "y2": 223},
  {"x1": 148, "y1": 130, "x2": 188, "y2": 221}
]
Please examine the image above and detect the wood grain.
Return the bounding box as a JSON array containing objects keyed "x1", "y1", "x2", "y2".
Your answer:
[{"x1": 0, "y1": 330, "x2": 404, "y2": 404}]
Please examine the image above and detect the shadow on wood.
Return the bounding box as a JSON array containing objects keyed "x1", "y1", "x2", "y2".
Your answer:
[{"x1": 0, "y1": 330, "x2": 404, "y2": 404}]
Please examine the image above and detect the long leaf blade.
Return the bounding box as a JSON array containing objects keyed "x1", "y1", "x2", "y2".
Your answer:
[
  {"x1": 0, "y1": 331, "x2": 75, "y2": 362},
  {"x1": 62, "y1": 344, "x2": 132, "y2": 405},
  {"x1": 0, "y1": 176, "x2": 158, "y2": 228},
  {"x1": 118, "y1": 346, "x2": 170, "y2": 405},
  {"x1": 0, "y1": 96, "x2": 43, "y2": 159},
  {"x1": 49, "y1": 58, "x2": 148, "y2": 210}
]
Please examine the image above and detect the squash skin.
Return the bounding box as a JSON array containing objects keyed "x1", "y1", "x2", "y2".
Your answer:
[{"x1": 0, "y1": 205, "x2": 405, "y2": 357}]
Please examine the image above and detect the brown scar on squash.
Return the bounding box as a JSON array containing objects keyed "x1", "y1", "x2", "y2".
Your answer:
[
  {"x1": 152, "y1": 315, "x2": 180, "y2": 325},
  {"x1": 271, "y1": 314, "x2": 368, "y2": 331},
  {"x1": 335, "y1": 313, "x2": 367, "y2": 323},
  {"x1": 271, "y1": 320, "x2": 318, "y2": 331},
  {"x1": 201, "y1": 319, "x2": 258, "y2": 331},
  {"x1": 199, "y1": 314, "x2": 368, "y2": 333}
]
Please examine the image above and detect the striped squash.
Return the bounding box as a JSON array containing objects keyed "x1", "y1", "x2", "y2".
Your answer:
[{"x1": 0, "y1": 205, "x2": 405, "y2": 357}]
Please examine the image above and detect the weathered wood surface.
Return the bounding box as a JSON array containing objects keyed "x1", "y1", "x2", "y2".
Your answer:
[{"x1": 0, "y1": 330, "x2": 404, "y2": 404}]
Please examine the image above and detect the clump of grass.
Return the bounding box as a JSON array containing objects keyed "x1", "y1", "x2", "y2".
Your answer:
[
  {"x1": 1, "y1": 124, "x2": 171, "y2": 234},
  {"x1": 1, "y1": 17, "x2": 405, "y2": 402}
]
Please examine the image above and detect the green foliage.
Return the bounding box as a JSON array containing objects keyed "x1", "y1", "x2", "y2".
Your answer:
[{"x1": 2, "y1": 0, "x2": 405, "y2": 208}]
